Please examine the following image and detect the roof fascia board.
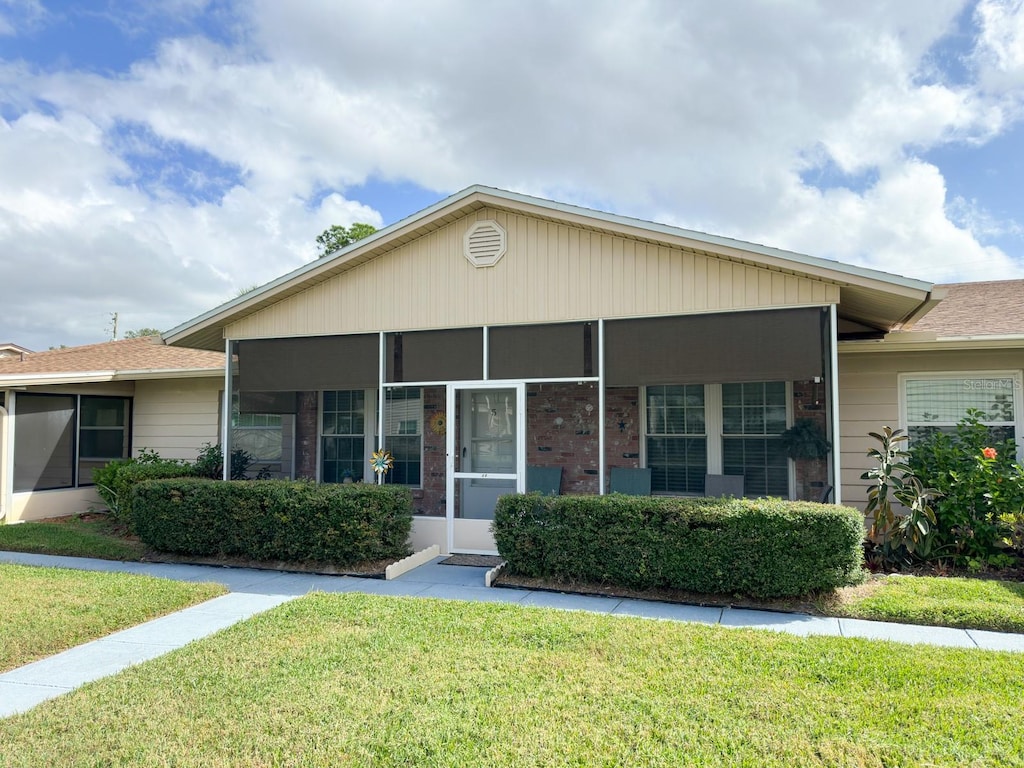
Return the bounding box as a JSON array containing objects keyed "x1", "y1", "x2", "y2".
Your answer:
[
  {"x1": 164, "y1": 184, "x2": 932, "y2": 346},
  {"x1": 478, "y1": 188, "x2": 933, "y2": 296},
  {"x1": 164, "y1": 187, "x2": 490, "y2": 345},
  {"x1": 0, "y1": 372, "x2": 116, "y2": 387},
  {"x1": 840, "y1": 335, "x2": 1024, "y2": 354}
]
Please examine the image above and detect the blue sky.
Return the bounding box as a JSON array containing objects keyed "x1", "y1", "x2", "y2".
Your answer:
[{"x1": 2, "y1": 0, "x2": 1023, "y2": 350}]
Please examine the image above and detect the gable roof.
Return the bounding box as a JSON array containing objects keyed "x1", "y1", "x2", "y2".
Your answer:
[
  {"x1": 165, "y1": 185, "x2": 937, "y2": 350},
  {"x1": 0, "y1": 336, "x2": 224, "y2": 387},
  {"x1": 0, "y1": 343, "x2": 32, "y2": 358},
  {"x1": 910, "y1": 280, "x2": 1024, "y2": 337}
]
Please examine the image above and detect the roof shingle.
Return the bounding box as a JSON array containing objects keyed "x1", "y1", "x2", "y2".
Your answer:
[
  {"x1": 0, "y1": 336, "x2": 224, "y2": 376},
  {"x1": 912, "y1": 280, "x2": 1024, "y2": 337}
]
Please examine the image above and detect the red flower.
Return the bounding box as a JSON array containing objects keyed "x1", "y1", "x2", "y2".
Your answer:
[{"x1": 982, "y1": 447, "x2": 997, "y2": 460}]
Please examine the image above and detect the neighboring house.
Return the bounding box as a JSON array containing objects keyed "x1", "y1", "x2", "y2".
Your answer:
[
  {"x1": 838, "y1": 279, "x2": 1024, "y2": 495},
  {"x1": 0, "y1": 343, "x2": 32, "y2": 360},
  {"x1": 160, "y1": 184, "x2": 971, "y2": 555},
  {"x1": 0, "y1": 337, "x2": 232, "y2": 523}
]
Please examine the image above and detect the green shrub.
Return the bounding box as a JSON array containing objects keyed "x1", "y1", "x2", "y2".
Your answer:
[
  {"x1": 909, "y1": 410, "x2": 1024, "y2": 566},
  {"x1": 92, "y1": 455, "x2": 195, "y2": 526},
  {"x1": 131, "y1": 479, "x2": 412, "y2": 566},
  {"x1": 193, "y1": 442, "x2": 268, "y2": 480},
  {"x1": 494, "y1": 494, "x2": 864, "y2": 598}
]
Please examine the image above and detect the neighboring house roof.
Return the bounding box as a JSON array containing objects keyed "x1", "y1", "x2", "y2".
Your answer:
[
  {"x1": 910, "y1": 280, "x2": 1024, "y2": 337},
  {"x1": 0, "y1": 343, "x2": 32, "y2": 359},
  {"x1": 164, "y1": 184, "x2": 938, "y2": 351},
  {"x1": 0, "y1": 336, "x2": 224, "y2": 387}
]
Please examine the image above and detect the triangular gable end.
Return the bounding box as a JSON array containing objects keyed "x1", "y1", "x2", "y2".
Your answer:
[{"x1": 225, "y1": 206, "x2": 841, "y2": 341}]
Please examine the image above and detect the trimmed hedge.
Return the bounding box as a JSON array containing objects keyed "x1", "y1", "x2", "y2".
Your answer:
[
  {"x1": 92, "y1": 459, "x2": 197, "y2": 527},
  {"x1": 131, "y1": 479, "x2": 413, "y2": 566},
  {"x1": 494, "y1": 494, "x2": 864, "y2": 598}
]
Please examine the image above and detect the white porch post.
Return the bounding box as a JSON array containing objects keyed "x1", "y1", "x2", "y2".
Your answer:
[
  {"x1": 0, "y1": 398, "x2": 11, "y2": 522},
  {"x1": 377, "y1": 331, "x2": 386, "y2": 485},
  {"x1": 482, "y1": 325, "x2": 489, "y2": 381},
  {"x1": 829, "y1": 304, "x2": 842, "y2": 505},
  {"x1": 221, "y1": 339, "x2": 233, "y2": 481},
  {"x1": 598, "y1": 318, "x2": 606, "y2": 495}
]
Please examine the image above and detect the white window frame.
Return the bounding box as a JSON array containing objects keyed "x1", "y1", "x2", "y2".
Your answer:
[
  {"x1": 377, "y1": 385, "x2": 425, "y2": 489},
  {"x1": 319, "y1": 389, "x2": 375, "y2": 484},
  {"x1": 898, "y1": 370, "x2": 1024, "y2": 460},
  {"x1": 640, "y1": 382, "x2": 794, "y2": 498},
  {"x1": 318, "y1": 387, "x2": 426, "y2": 488}
]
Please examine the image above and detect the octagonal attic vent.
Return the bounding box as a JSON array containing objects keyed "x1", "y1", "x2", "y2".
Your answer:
[{"x1": 464, "y1": 220, "x2": 507, "y2": 267}]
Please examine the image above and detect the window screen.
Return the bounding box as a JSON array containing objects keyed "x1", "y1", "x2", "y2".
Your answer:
[
  {"x1": 13, "y1": 394, "x2": 75, "y2": 492},
  {"x1": 905, "y1": 377, "x2": 1017, "y2": 443},
  {"x1": 722, "y1": 382, "x2": 789, "y2": 497}
]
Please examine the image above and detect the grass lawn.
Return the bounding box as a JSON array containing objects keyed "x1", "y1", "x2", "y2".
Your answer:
[
  {"x1": 0, "y1": 514, "x2": 145, "y2": 560},
  {"x1": 0, "y1": 593, "x2": 1022, "y2": 767},
  {"x1": 0, "y1": 564, "x2": 226, "y2": 672},
  {"x1": 829, "y1": 573, "x2": 1024, "y2": 634}
]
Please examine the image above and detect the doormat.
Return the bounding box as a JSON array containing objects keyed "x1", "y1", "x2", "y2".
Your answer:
[{"x1": 440, "y1": 555, "x2": 505, "y2": 568}]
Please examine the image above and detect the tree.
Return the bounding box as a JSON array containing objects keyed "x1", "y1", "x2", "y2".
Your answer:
[
  {"x1": 124, "y1": 328, "x2": 162, "y2": 338},
  {"x1": 316, "y1": 223, "x2": 377, "y2": 258}
]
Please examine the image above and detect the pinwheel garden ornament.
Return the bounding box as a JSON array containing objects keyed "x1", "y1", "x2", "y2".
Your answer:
[{"x1": 370, "y1": 449, "x2": 394, "y2": 476}]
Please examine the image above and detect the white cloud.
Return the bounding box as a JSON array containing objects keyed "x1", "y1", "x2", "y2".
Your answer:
[{"x1": 1, "y1": 0, "x2": 1023, "y2": 349}]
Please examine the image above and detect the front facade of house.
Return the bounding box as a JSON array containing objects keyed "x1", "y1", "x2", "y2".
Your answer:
[
  {"x1": 8, "y1": 191, "x2": 1020, "y2": 552},
  {"x1": 0, "y1": 338, "x2": 227, "y2": 523},
  {"x1": 164, "y1": 186, "x2": 953, "y2": 555}
]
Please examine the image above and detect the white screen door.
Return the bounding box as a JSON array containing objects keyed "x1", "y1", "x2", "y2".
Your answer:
[{"x1": 446, "y1": 382, "x2": 525, "y2": 553}]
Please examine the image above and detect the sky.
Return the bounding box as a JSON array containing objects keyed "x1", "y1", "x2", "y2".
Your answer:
[{"x1": 2, "y1": 0, "x2": 1024, "y2": 351}]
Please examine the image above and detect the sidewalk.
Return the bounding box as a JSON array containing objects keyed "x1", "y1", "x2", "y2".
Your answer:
[{"x1": 3, "y1": 550, "x2": 1024, "y2": 718}]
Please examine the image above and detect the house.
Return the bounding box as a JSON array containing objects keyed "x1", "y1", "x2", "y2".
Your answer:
[
  {"x1": 162, "y1": 184, "x2": 991, "y2": 556},
  {"x1": 0, "y1": 337, "x2": 229, "y2": 523},
  {"x1": 6, "y1": 188, "x2": 1019, "y2": 555},
  {"x1": 839, "y1": 278, "x2": 1024, "y2": 493},
  {"x1": 0, "y1": 343, "x2": 32, "y2": 360}
]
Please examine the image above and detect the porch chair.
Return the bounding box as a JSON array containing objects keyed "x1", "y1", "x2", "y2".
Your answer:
[
  {"x1": 609, "y1": 467, "x2": 652, "y2": 495},
  {"x1": 527, "y1": 465, "x2": 563, "y2": 495},
  {"x1": 704, "y1": 473, "x2": 744, "y2": 498}
]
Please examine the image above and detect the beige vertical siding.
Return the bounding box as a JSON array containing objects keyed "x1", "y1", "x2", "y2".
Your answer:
[
  {"x1": 133, "y1": 377, "x2": 221, "y2": 461},
  {"x1": 838, "y1": 346, "x2": 1024, "y2": 509},
  {"x1": 226, "y1": 208, "x2": 840, "y2": 340}
]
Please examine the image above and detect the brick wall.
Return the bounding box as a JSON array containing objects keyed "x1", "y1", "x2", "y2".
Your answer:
[
  {"x1": 791, "y1": 378, "x2": 830, "y2": 502},
  {"x1": 412, "y1": 386, "x2": 446, "y2": 516},
  {"x1": 294, "y1": 391, "x2": 318, "y2": 480}
]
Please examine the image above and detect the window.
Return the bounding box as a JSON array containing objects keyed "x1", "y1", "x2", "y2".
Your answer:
[
  {"x1": 642, "y1": 381, "x2": 792, "y2": 498},
  {"x1": 13, "y1": 393, "x2": 131, "y2": 492},
  {"x1": 13, "y1": 394, "x2": 75, "y2": 492},
  {"x1": 645, "y1": 385, "x2": 707, "y2": 493},
  {"x1": 722, "y1": 382, "x2": 789, "y2": 497},
  {"x1": 903, "y1": 374, "x2": 1020, "y2": 444},
  {"x1": 321, "y1": 390, "x2": 367, "y2": 483},
  {"x1": 383, "y1": 387, "x2": 422, "y2": 486},
  {"x1": 230, "y1": 396, "x2": 294, "y2": 479},
  {"x1": 78, "y1": 396, "x2": 131, "y2": 484}
]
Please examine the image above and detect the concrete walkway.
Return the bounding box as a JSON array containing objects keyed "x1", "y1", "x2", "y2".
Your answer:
[{"x1": 3, "y1": 550, "x2": 1024, "y2": 718}]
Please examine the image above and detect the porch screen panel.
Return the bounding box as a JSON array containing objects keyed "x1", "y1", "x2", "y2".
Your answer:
[
  {"x1": 386, "y1": 328, "x2": 483, "y2": 383},
  {"x1": 488, "y1": 322, "x2": 591, "y2": 380},
  {"x1": 238, "y1": 334, "x2": 378, "y2": 391},
  {"x1": 605, "y1": 308, "x2": 822, "y2": 386},
  {"x1": 13, "y1": 394, "x2": 75, "y2": 492},
  {"x1": 238, "y1": 391, "x2": 298, "y2": 415}
]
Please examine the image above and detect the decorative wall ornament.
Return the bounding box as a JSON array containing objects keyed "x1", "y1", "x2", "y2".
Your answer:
[{"x1": 429, "y1": 411, "x2": 447, "y2": 436}]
